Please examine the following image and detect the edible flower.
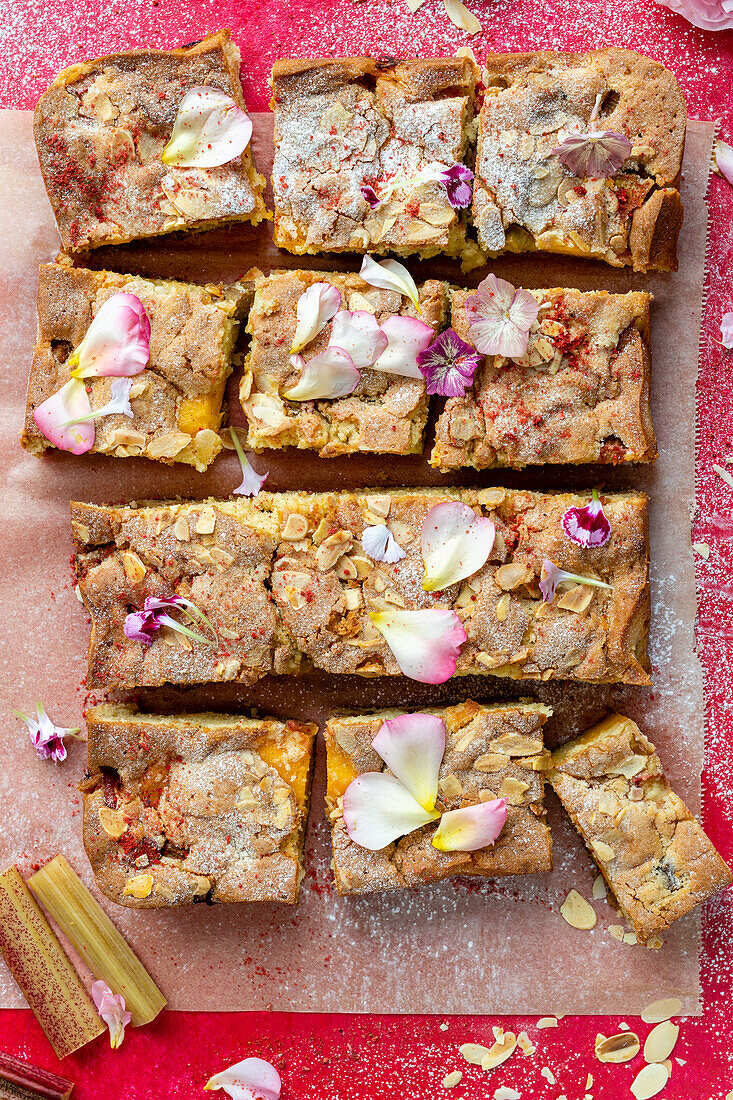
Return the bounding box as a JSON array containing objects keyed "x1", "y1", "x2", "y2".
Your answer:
[
  {"x1": 722, "y1": 312, "x2": 733, "y2": 350},
  {"x1": 361, "y1": 184, "x2": 380, "y2": 208},
  {"x1": 714, "y1": 139, "x2": 733, "y2": 185},
  {"x1": 656, "y1": 0, "x2": 733, "y2": 30},
  {"x1": 162, "y1": 87, "x2": 253, "y2": 168},
  {"x1": 123, "y1": 595, "x2": 218, "y2": 647},
  {"x1": 432, "y1": 800, "x2": 508, "y2": 852},
  {"x1": 359, "y1": 255, "x2": 421, "y2": 313},
  {"x1": 291, "y1": 283, "x2": 342, "y2": 353},
  {"x1": 91, "y1": 981, "x2": 131, "y2": 1050},
  {"x1": 552, "y1": 94, "x2": 632, "y2": 179},
  {"x1": 369, "y1": 607, "x2": 466, "y2": 683},
  {"x1": 205, "y1": 1057, "x2": 281, "y2": 1100},
  {"x1": 416, "y1": 328, "x2": 482, "y2": 396},
  {"x1": 282, "y1": 349, "x2": 360, "y2": 401},
  {"x1": 465, "y1": 275, "x2": 539, "y2": 359},
  {"x1": 361, "y1": 524, "x2": 406, "y2": 564},
  {"x1": 328, "y1": 311, "x2": 388, "y2": 369},
  {"x1": 421, "y1": 502, "x2": 495, "y2": 591},
  {"x1": 342, "y1": 713, "x2": 446, "y2": 849},
  {"x1": 13, "y1": 703, "x2": 83, "y2": 763},
  {"x1": 67, "y1": 293, "x2": 150, "y2": 379},
  {"x1": 561, "y1": 490, "x2": 612, "y2": 549},
  {"x1": 539, "y1": 558, "x2": 613, "y2": 603},
  {"x1": 228, "y1": 427, "x2": 268, "y2": 496},
  {"x1": 436, "y1": 163, "x2": 474, "y2": 208},
  {"x1": 374, "y1": 315, "x2": 434, "y2": 378},
  {"x1": 33, "y1": 378, "x2": 135, "y2": 455}
]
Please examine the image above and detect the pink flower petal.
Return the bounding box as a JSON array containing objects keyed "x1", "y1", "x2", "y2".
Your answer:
[
  {"x1": 361, "y1": 524, "x2": 406, "y2": 563},
  {"x1": 374, "y1": 315, "x2": 434, "y2": 378},
  {"x1": 62, "y1": 378, "x2": 134, "y2": 424},
  {"x1": 342, "y1": 772, "x2": 440, "y2": 850},
  {"x1": 162, "y1": 86, "x2": 253, "y2": 168},
  {"x1": 372, "y1": 712, "x2": 446, "y2": 811},
  {"x1": 552, "y1": 130, "x2": 632, "y2": 178},
  {"x1": 70, "y1": 292, "x2": 150, "y2": 378},
  {"x1": 283, "y1": 349, "x2": 360, "y2": 400},
  {"x1": 421, "y1": 502, "x2": 495, "y2": 592},
  {"x1": 715, "y1": 139, "x2": 733, "y2": 185},
  {"x1": 13, "y1": 703, "x2": 83, "y2": 763},
  {"x1": 91, "y1": 980, "x2": 131, "y2": 1049},
  {"x1": 656, "y1": 0, "x2": 733, "y2": 30},
  {"x1": 229, "y1": 428, "x2": 268, "y2": 496},
  {"x1": 291, "y1": 283, "x2": 342, "y2": 353},
  {"x1": 328, "y1": 310, "x2": 388, "y2": 369},
  {"x1": 539, "y1": 558, "x2": 613, "y2": 603},
  {"x1": 359, "y1": 255, "x2": 421, "y2": 312},
  {"x1": 465, "y1": 275, "x2": 539, "y2": 359},
  {"x1": 561, "y1": 491, "x2": 612, "y2": 548},
  {"x1": 205, "y1": 1058, "x2": 281, "y2": 1100},
  {"x1": 33, "y1": 377, "x2": 95, "y2": 454},
  {"x1": 722, "y1": 312, "x2": 733, "y2": 350},
  {"x1": 432, "y1": 798, "x2": 508, "y2": 852},
  {"x1": 369, "y1": 607, "x2": 466, "y2": 683}
]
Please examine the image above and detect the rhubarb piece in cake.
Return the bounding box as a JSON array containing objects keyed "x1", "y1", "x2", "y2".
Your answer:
[
  {"x1": 431, "y1": 283, "x2": 656, "y2": 471},
  {"x1": 550, "y1": 714, "x2": 732, "y2": 942},
  {"x1": 270, "y1": 57, "x2": 478, "y2": 258},
  {"x1": 34, "y1": 30, "x2": 267, "y2": 252},
  {"x1": 81, "y1": 704, "x2": 316, "y2": 906},
  {"x1": 242, "y1": 269, "x2": 446, "y2": 457},
  {"x1": 325, "y1": 700, "x2": 553, "y2": 894},
  {"x1": 22, "y1": 263, "x2": 249, "y2": 471},
  {"x1": 473, "y1": 49, "x2": 685, "y2": 271}
]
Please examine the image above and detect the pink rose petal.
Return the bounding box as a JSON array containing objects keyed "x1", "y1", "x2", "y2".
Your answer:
[
  {"x1": 421, "y1": 502, "x2": 495, "y2": 591},
  {"x1": 552, "y1": 130, "x2": 632, "y2": 178},
  {"x1": 291, "y1": 282, "x2": 342, "y2": 353},
  {"x1": 162, "y1": 86, "x2": 253, "y2": 168},
  {"x1": 361, "y1": 524, "x2": 406, "y2": 563},
  {"x1": 70, "y1": 292, "x2": 150, "y2": 378},
  {"x1": 359, "y1": 255, "x2": 421, "y2": 312},
  {"x1": 33, "y1": 377, "x2": 95, "y2": 454},
  {"x1": 465, "y1": 274, "x2": 539, "y2": 359},
  {"x1": 205, "y1": 1057, "x2": 281, "y2": 1100},
  {"x1": 283, "y1": 349, "x2": 360, "y2": 401},
  {"x1": 328, "y1": 310, "x2": 388, "y2": 369},
  {"x1": 656, "y1": 0, "x2": 733, "y2": 30},
  {"x1": 342, "y1": 772, "x2": 440, "y2": 850},
  {"x1": 369, "y1": 607, "x2": 466, "y2": 683},
  {"x1": 374, "y1": 315, "x2": 434, "y2": 378},
  {"x1": 372, "y1": 712, "x2": 446, "y2": 811},
  {"x1": 432, "y1": 798, "x2": 508, "y2": 852}
]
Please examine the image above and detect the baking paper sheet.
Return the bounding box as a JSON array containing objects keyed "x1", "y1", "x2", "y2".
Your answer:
[{"x1": 0, "y1": 110, "x2": 713, "y2": 1015}]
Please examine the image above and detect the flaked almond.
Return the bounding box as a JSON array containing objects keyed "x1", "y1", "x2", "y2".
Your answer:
[
  {"x1": 643, "y1": 1021, "x2": 679, "y2": 1063},
  {"x1": 516, "y1": 1031, "x2": 535, "y2": 1055},
  {"x1": 455, "y1": 727, "x2": 478, "y2": 753},
  {"x1": 121, "y1": 551, "x2": 146, "y2": 583},
  {"x1": 594, "y1": 1031, "x2": 640, "y2": 1063},
  {"x1": 344, "y1": 588, "x2": 362, "y2": 610},
  {"x1": 312, "y1": 518, "x2": 331, "y2": 544},
  {"x1": 492, "y1": 733, "x2": 543, "y2": 756},
  {"x1": 608, "y1": 754, "x2": 647, "y2": 779},
  {"x1": 283, "y1": 513, "x2": 309, "y2": 540},
  {"x1": 98, "y1": 806, "x2": 127, "y2": 838},
  {"x1": 560, "y1": 889, "x2": 596, "y2": 930},
  {"x1": 495, "y1": 593, "x2": 510, "y2": 621},
  {"x1": 442, "y1": 1070, "x2": 462, "y2": 1088},
  {"x1": 477, "y1": 487, "x2": 505, "y2": 507},
  {"x1": 439, "y1": 774, "x2": 463, "y2": 799},
  {"x1": 335, "y1": 556, "x2": 358, "y2": 581},
  {"x1": 597, "y1": 791, "x2": 618, "y2": 815},
  {"x1": 557, "y1": 584, "x2": 594, "y2": 613},
  {"x1": 592, "y1": 840, "x2": 616, "y2": 862},
  {"x1": 192, "y1": 874, "x2": 211, "y2": 897},
  {"x1": 366, "y1": 495, "x2": 391, "y2": 519},
  {"x1": 481, "y1": 1029, "x2": 516, "y2": 1070},
  {"x1": 630, "y1": 1062, "x2": 669, "y2": 1099},
  {"x1": 316, "y1": 530, "x2": 353, "y2": 571},
  {"x1": 609, "y1": 924, "x2": 626, "y2": 942},
  {"x1": 495, "y1": 562, "x2": 532, "y2": 591},
  {"x1": 540, "y1": 1067, "x2": 556, "y2": 1083},
  {"x1": 459, "y1": 1043, "x2": 491, "y2": 1065},
  {"x1": 498, "y1": 777, "x2": 529, "y2": 805},
  {"x1": 195, "y1": 506, "x2": 217, "y2": 535},
  {"x1": 215, "y1": 658, "x2": 241, "y2": 681},
  {"x1": 172, "y1": 515, "x2": 190, "y2": 541},
  {"x1": 123, "y1": 873, "x2": 154, "y2": 899},
  {"x1": 641, "y1": 997, "x2": 682, "y2": 1024},
  {"x1": 475, "y1": 752, "x2": 510, "y2": 772},
  {"x1": 592, "y1": 874, "x2": 607, "y2": 900},
  {"x1": 537, "y1": 1018, "x2": 558, "y2": 1029},
  {"x1": 147, "y1": 430, "x2": 191, "y2": 459}
]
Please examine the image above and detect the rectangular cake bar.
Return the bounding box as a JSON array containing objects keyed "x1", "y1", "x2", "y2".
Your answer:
[
  {"x1": 431, "y1": 287, "x2": 656, "y2": 471},
  {"x1": 22, "y1": 263, "x2": 249, "y2": 471},
  {"x1": 34, "y1": 30, "x2": 267, "y2": 252},
  {"x1": 473, "y1": 49, "x2": 685, "y2": 271},
  {"x1": 549, "y1": 714, "x2": 732, "y2": 942},
  {"x1": 72, "y1": 487, "x2": 651, "y2": 689},
  {"x1": 270, "y1": 56, "x2": 479, "y2": 259},
  {"x1": 325, "y1": 699, "x2": 553, "y2": 894},
  {"x1": 81, "y1": 704, "x2": 317, "y2": 906},
  {"x1": 242, "y1": 270, "x2": 446, "y2": 457}
]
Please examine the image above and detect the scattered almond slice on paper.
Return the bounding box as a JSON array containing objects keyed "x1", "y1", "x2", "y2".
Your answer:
[
  {"x1": 592, "y1": 874, "x2": 607, "y2": 900},
  {"x1": 442, "y1": 1070, "x2": 462, "y2": 1088},
  {"x1": 630, "y1": 1062, "x2": 669, "y2": 1099},
  {"x1": 440, "y1": 1021, "x2": 449, "y2": 1031},
  {"x1": 540, "y1": 1067, "x2": 556, "y2": 1084},
  {"x1": 459, "y1": 1043, "x2": 491, "y2": 1066},
  {"x1": 406, "y1": 0, "x2": 426, "y2": 9},
  {"x1": 641, "y1": 997, "x2": 682, "y2": 1024},
  {"x1": 516, "y1": 1031, "x2": 535, "y2": 1055},
  {"x1": 443, "y1": 0, "x2": 481, "y2": 33},
  {"x1": 594, "y1": 1031, "x2": 641, "y2": 1063},
  {"x1": 692, "y1": 541, "x2": 710, "y2": 559},
  {"x1": 712, "y1": 462, "x2": 733, "y2": 488},
  {"x1": 560, "y1": 889, "x2": 597, "y2": 929},
  {"x1": 643, "y1": 1021, "x2": 680, "y2": 1063},
  {"x1": 537, "y1": 1017, "x2": 558, "y2": 1029},
  {"x1": 494, "y1": 1088, "x2": 521, "y2": 1100},
  {"x1": 586, "y1": 1073, "x2": 593, "y2": 1088},
  {"x1": 481, "y1": 1029, "x2": 517, "y2": 1070}
]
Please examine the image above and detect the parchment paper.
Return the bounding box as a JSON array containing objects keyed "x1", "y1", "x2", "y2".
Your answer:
[{"x1": 0, "y1": 110, "x2": 713, "y2": 1015}]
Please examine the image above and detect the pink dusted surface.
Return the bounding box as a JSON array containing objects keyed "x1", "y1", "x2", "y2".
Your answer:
[{"x1": 0, "y1": 2, "x2": 732, "y2": 1099}]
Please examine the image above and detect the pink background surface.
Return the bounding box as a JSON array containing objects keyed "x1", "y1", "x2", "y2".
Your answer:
[{"x1": 1, "y1": 1, "x2": 733, "y2": 1096}]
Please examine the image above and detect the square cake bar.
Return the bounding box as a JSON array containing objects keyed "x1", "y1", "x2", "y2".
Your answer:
[
  {"x1": 72, "y1": 487, "x2": 650, "y2": 689},
  {"x1": 325, "y1": 699, "x2": 553, "y2": 894},
  {"x1": 270, "y1": 56, "x2": 479, "y2": 258},
  {"x1": 22, "y1": 263, "x2": 248, "y2": 471},
  {"x1": 549, "y1": 714, "x2": 732, "y2": 942},
  {"x1": 81, "y1": 704, "x2": 317, "y2": 906},
  {"x1": 432, "y1": 287, "x2": 656, "y2": 471},
  {"x1": 242, "y1": 270, "x2": 446, "y2": 457},
  {"x1": 34, "y1": 30, "x2": 267, "y2": 252},
  {"x1": 473, "y1": 49, "x2": 685, "y2": 271}
]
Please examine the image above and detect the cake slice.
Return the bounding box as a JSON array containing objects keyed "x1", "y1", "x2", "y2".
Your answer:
[
  {"x1": 431, "y1": 286, "x2": 656, "y2": 470},
  {"x1": 325, "y1": 699, "x2": 553, "y2": 894},
  {"x1": 81, "y1": 704, "x2": 317, "y2": 906},
  {"x1": 473, "y1": 49, "x2": 685, "y2": 271},
  {"x1": 270, "y1": 56, "x2": 478, "y2": 258},
  {"x1": 22, "y1": 263, "x2": 249, "y2": 471},
  {"x1": 549, "y1": 714, "x2": 732, "y2": 942},
  {"x1": 242, "y1": 270, "x2": 446, "y2": 457},
  {"x1": 34, "y1": 30, "x2": 267, "y2": 252}
]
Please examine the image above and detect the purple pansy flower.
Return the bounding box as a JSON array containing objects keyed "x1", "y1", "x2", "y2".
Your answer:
[
  {"x1": 124, "y1": 595, "x2": 216, "y2": 647},
  {"x1": 561, "y1": 490, "x2": 612, "y2": 548},
  {"x1": 438, "y1": 163, "x2": 474, "y2": 208},
  {"x1": 361, "y1": 185, "x2": 381, "y2": 209},
  {"x1": 416, "y1": 328, "x2": 482, "y2": 397}
]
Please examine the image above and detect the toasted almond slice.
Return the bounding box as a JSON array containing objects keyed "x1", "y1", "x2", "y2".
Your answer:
[
  {"x1": 495, "y1": 593, "x2": 510, "y2": 621},
  {"x1": 123, "y1": 874, "x2": 154, "y2": 899},
  {"x1": 537, "y1": 1017, "x2": 558, "y2": 1029},
  {"x1": 440, "y1": 774, "x2": 463, "y2": 798},
  {"x1": 98, "y1": 806, "x2": 127, "y2": 838},
  {"x1": 494, "y1": 1088, "x2": 520, "y2": 1100},
  {"x1": 560, "y1": 890, "x2": 596, "y2": 930},
  {"x1": 517, "y1": 1030, "x2": 535, "y2": 1055},
  {"x1": 641, "y1": 997, "x2": 682, "y2": 1024},
  {"x1": 195, "y1": 506, "x2": 217, "y2": 535},
  {"x1": 608, "y1": 754, "x2": 647, "y2": 778},
  {"x1": 595, "y1": 1031, "x2": 640, "y2": 1063},
  {"x1": 474, "y1": 752, "x2": 511, "y2": 772},
  {"x1": 592, "y1": 874, "x2": 607, "y2": 900},
  {"x1": 480, "y1": 1030, "x2": 516, "y2": 1070},
  {"x1": 442, "y1": 1070, "x2": 462, "y2": 1088},
  {"x1": 443, "y1": 0, "x2": 481, "y2": 33},
  {"x1": 592, "y1": 840, "x2": 616, "y2": 862},
  {"x1": 498, "y1": 777, "x2": 529, "y2": 805},
  {"x1": 459, "y1": 1043, "x2": 491, "y2": 1065},
  {"x1": 121, "y1": 550, "x2": 146, "y2": 583},
  {"x1": 540, "y1": 1066, "x2": 556, "y2": 1083},
  {"x1": 643, "y1": 1021, "x2": 679, "y2": 1063},
  {"x1": 283, "y1": 513, "x2": 309, "y2": 540},
  {"x1": 631, "y1": 1062, "x2": 669, "y2": 1099},
  {"x1": 557, "y1": 584, "x2": 593, "y2": 613}
]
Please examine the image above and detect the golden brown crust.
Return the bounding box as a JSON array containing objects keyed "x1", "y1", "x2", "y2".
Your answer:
[
  {"x1": 82, "y1": 703, "x2": 317, "y2": 907},
  {"x1": 269, "y1": 55, "x2": 478, "y2": 258},
  {"x1": 72, "y1": 487, "x2": 651, "y2": 689},
  {"x1": 243, "y1": 270, "x2": 446, "y2": 456},
  {"x1": 325, "y1": 699, "x2": 552, "y2": 895},
  {"x1": 474, "y1": 48, "x2": 685, "y2": 270},
  {"x1": 550, "y1": 715, "x2": 732, "y2": 942},
  {"x1": 431, "y1": 287, "x2": 657, "y2": 470},
  {"x1": 34, "y1": 30, "x2": 267, "y2": 252},
  {"x1": 22, "y1": 263, "x2": 248, "y2": 471}
]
